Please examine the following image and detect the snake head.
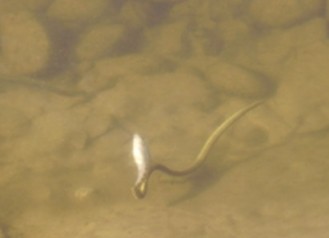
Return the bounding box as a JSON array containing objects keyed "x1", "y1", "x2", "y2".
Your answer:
[
  {"x1": 132, "y1": 134, "x2": 150, "y2": 199},
  {"x1": 132, "y1": 177, "x2": 148, "y2": 199}
]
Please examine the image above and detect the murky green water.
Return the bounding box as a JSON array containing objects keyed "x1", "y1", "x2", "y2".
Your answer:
[{"x1": 0, "y1": 1, "x2": 329, "y2": 237}]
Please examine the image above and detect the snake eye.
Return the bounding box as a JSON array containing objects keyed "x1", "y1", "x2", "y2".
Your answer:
[{"x1": 132, "y1": 134, "x2": 150, "y2": 187}]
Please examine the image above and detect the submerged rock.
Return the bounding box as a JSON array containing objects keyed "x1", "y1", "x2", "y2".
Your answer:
[
  {"x1": 248, "y1": 0, "x2": 324, "y2": 28},
  {"x1": 0, "y1": 12, "x2": 50, "y2": 76}
]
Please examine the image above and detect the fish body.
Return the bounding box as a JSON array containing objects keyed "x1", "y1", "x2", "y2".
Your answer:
[{"x1": 132, "y1": 134, "x2": 150, "y2": 185}]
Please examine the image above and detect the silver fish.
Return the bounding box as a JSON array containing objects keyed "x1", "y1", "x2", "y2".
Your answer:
[{"x1": 132, "y1": 134, "x2": 150, "y2": 187}]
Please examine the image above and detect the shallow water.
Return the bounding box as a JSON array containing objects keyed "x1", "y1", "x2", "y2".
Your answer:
[{"x1": 0, "y1": 1, "x2": 329, "y2": 237}]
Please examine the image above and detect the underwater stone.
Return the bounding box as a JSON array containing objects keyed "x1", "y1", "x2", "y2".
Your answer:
[
  {"x1": 75, "y1": 23, "x2": 125, "y2": 61},
  {"x1": 144, "y1": 20, "x2": 189, "y2": 56},
  {"x1": 248, "y1": 0, "x2": 324, "y2": 28},
  {"x1": 0, "y1": 12, "x2": 50, "y2": 76},
  {"x1": 207, "y1": 60, "x2": 274, "y2": 99},
  {"x1": 0, "y1": 107, "x2": 30, "y2": 139},
  {"x1": 274, "y1": 41, "x2": 329, "y2": 134},
  {"x1": 47, "y1": 0, "x2": 108, "y2": 24}
]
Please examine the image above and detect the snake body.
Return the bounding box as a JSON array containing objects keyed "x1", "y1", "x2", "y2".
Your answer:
[{"x1": 132, "y1": 101, "x2": 263, "y2": 199}]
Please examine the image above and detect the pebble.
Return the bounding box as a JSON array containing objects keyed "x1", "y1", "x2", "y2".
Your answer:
[
  {"x1": 0, "y1": 107, "x2": 30, "y2": 139},
  {"x1": 120, "y1": 1, "x2": 166, "y2": 27},
  {"x1": 248, "y1": 0, "x2": 324, "y2": 27},
  {"x1": 208, "y1": 0, "x2": 245, "y2": 21},
  {"x1": 0, "y1": 0, "x2": 51, "y2": 12},
  {"x1": 206, "y1": 59, "x2": 274, "y2": 99},
  {"x1": 10, "y1": 110, "x2": 85, "y2": 160},
  {"x1": 78, "y1": 55, "x2": 169, "y2": 92},
  {"x1": 116, "y1": 71, "x2": 211, "y2": 122},
  {"x1": 0, "y1": 88, "x2": 43, "y2": 119},
  {"x1": 298, "y1": 102, "x2": 329, "y2": 134},
  {"x1": 144, "y1": 20, "x2": 189, "y2": 56},
  {"x1": 75, "y1": 24, "x2": 125, "y2": 61},
  {"x1": 73, "y1": 186, "x2": 94, "y2": 201},
  {"x1": 216, "y1": 19, "x2": 250, "y2": 46},
  {"x1": 81, "y1": 89, "x2": 125, "y2": 137},
  {"x1": 253, "y1": 18, "x2": 327, "y2": 75},
  {"x1": 274, "y1": 41, "x2": 329, "y2": 134},
  {"x1": 47, "y1": 0, "x2": 108, "y2": 25},
  {"x1": 0, "y1": 12, "x2": 49, "y2": 76}
]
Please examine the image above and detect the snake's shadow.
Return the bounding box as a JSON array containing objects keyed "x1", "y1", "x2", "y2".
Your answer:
[
  {"x1": 167, "y1": 149, "x2": 264, "y2": 206},
  {"x1": 167, "y1": 163, "x2": 227, "y2": 206}
]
